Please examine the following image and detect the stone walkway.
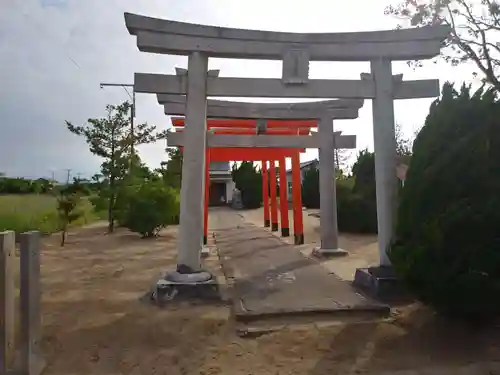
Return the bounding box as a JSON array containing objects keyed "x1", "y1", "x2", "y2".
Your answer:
[{"x1": 210, "y1": 207, "x2": 389, "y2": 323}]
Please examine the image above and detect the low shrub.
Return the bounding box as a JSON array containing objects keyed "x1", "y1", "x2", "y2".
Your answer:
[
  {"x1": 336, "y1": 177, "x2": 377, "y2": 234},
  {"x1": 116, "y1": 180, "x2": 180, "y2": 238}
]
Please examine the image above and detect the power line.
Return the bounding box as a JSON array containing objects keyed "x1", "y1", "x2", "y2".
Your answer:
[
  {"x1": 99, "y1": 82, "x2": 136, "y2": 166},
  {"x1": 14, "y1": 2, "x2": 82, "y2": 70}
]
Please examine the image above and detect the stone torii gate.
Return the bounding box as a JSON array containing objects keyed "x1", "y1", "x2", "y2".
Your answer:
[
  {"x1": 161, "y1": 95, "x2": 362, "y2": 252},
  {"x1": 125, "y1": 13, "x2": 449, "y2": 289}
]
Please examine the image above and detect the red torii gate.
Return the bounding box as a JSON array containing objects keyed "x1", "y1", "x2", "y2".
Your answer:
[{"x1": 172, "y1": 118, "x2": 315, "y2": 245}]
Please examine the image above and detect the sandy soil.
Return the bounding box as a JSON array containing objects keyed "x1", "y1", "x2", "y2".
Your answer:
[{"x1": 8, "y1": 216, "x2": 500, "y2": 375}]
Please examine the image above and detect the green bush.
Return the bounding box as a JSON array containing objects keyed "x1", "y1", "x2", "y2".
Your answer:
[
  {"x1": 302, "y1": 167, "x2": 320, "y2": 209},
  {"x1": 116, "y1": 179, "x2": 180, "y2": 238},
  {"x1": 335, "y1": 152, "x2": 378, "y2": 234},
  {"x1": 337, "y1": 178, "x2": 378, "y2": 234},
  {"x1": 300, "y1": 162, "x2": 378, "y2": 233},
  {"x1": 388, "y1": 83, "x2": 500, "y2": 319}
]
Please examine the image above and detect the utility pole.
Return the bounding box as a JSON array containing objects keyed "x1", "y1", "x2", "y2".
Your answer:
[
  {"x1": 64, "y1": 169, "x2": 72, "y2": 184},
  {"x1": 99, "y1": 82, "x2": 135, "y2": 167}
]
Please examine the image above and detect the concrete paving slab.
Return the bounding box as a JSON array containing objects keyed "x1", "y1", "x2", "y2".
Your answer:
[{"x1": 210, "y1": 208, "x2": 389, "y2": 323}]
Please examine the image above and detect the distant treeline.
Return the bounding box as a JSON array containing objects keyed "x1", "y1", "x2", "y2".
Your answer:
[{"x1": 0, "y1": 176, "x2": 99, "y2": 195}]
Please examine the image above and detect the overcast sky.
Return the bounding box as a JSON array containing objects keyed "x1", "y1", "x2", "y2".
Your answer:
[{"x1": 1, "y1": 0, "x2": 477, "y2": 181}]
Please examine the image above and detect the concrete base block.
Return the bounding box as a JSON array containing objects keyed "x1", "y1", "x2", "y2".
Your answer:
[
  {"x1": 353, "y1": 266, "x2": 408, "y2": 301},
  {"x1": 149, "y1": 269, "x2": 220, "y2": 306},
  {"x1": 201, "y1": 246, "x2": 210, "y2": 258},
  {"x1": 294, "y1": 233, "x2": 304, "y2": 245},
  {"x1": 312, "y1": 247, "x2": 349, "y2": 257}
]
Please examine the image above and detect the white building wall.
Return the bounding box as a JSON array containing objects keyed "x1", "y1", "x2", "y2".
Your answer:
[
  {"x1": 226, "y1": 180, "x2": 235, "y2": 203},
  {"x1": 284, "y1": 162, "x2": 317, "y2": 201}
]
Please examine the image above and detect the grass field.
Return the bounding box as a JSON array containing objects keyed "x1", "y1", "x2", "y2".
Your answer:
[{"x1": 0, "y1": 194, "x2": 106, "y2": 234}]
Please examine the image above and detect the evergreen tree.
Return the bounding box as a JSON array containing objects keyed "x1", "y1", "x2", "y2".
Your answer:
[{"x1": 66, "y1": 101, "x2": 166, "y2": 232}]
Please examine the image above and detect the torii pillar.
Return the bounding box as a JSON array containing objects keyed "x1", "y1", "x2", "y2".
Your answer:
[
  {"x1": 176, "y1": 52, "x2": 209, "y2": 274},
  {"x1": 312, "y1": 117, "x2": 345, "y2": 256}
]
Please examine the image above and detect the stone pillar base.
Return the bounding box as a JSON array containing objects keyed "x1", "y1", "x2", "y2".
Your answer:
[
  {"x1": 264, "y1": 219, "x2": 270, "y2": 228},
  {"x1": 353, "y1": 266, "x2": 408, "y2": 301},
  {"x1": 148, "y1": 268, "x2": 220, "y2": 306},
  {"x1": 271, "y1": 222, "x2": 279, "y2": 232},
  {"x1": 294, "y1": 234, "x2": 304, "y2": 245},
  {"x1": 312, "y1": 247, "x2": 348, "y2": 257},
  {"x1": 281, "y1": 228, "x2": 290, "y2": 237}
]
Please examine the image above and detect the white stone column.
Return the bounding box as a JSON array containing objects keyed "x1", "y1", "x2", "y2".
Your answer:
[
  {"x1": 371, "y1": 58, "x2": 398, "y2": 266},
  {"x1": 177, "y1": 52, "x2": 208, "y2": 272},
  {"x1": 315, "y1": 117, "x2": 344, "y2": 256}
]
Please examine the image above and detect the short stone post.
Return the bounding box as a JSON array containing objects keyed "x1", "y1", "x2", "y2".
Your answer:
[
  {"x1": 371, "y1": 58, "x2": 398, "y2": 266},
  {"x1": 20, "y1": 231, "x2": 45, "y2": 375},
  {"x1": 0, "y1": 231, "x2": 15, "y2": 374}
]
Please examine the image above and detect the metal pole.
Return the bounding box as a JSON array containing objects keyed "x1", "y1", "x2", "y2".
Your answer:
[{"x1": 131, "y1": 89, "x2": 136, "y2": 162}]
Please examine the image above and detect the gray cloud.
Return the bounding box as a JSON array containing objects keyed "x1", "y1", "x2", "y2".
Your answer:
[{"x1": 0, "y1": 0, "x2": 472, "y2": 180}]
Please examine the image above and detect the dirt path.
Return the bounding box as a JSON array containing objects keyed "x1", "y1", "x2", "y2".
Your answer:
[
  {"x1": 237, "y1": 207, "x2": 379, "y2": 281},
  {"x1": 10, "y1": 215, "x2": 500, "y2": 375}
]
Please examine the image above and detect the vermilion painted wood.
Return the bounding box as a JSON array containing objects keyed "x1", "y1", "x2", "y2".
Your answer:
[
  {"x1": 269, "y1": 161, "x2": 279, "y2": 231},
  {"x1": 208, "y1": 149, "x2": 303, "y2": 161},
  {"x1": 175, "y1": 128, "x2": 311, "y2": 134},
  {"x1": 176, "y1": 119, "x2": 309, "y2": 244},
  {"x1": 172, "y1": 118, "x2": 317, "y2": 128},
  {"x1": 262, "y1": 161, "x2": 270, "y2": 227},
  {"x1": 178, "y1": 147, "x2": 306, "y2": 160},
  {"x1": 291, "y1": 151, "x2": 304, "y2": 244},
  {"x1": 278, "y1": 156, "x2": 289, "y2": 235}
]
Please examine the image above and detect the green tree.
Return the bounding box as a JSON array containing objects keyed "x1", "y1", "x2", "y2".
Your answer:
[
  {"x1": 56, "y1": 185, "x2": 83, "y2": 246},
  {"x1": 352, "y1": 149, "x2": 376, "y2": 199},
  {"x1": 385, "y1": 0, "x2": 500, "y2": 92},
  {"x1": 156, "y1": 147, "x2": 183, "y2": 189},
  {"x1": 66, "y1": 101, "x2": 166, "y2": 233},
  {"x1": 231, "y1": 161, "x2": 262, "y2": 209},
  {"x1": 395, "y1": 123, "x2": 414, "y2": 164},
  {"x1": 389, "y1": 82, "x2": 500, "y2": 319}
]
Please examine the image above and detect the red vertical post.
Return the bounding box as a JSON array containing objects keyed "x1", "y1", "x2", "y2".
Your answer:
[
  {"x1": 269, "y1": 160, "x2": 279, "y2": 232},
  {"x1": 262, "y1": 160, "x2": 270, "y2": 227},
  {"x1": 203, "y1": 153, "x2": 210, "y2": 245},
  {"x1": 292, "y1": 151, "x2": 304, "y2": 244},
  {"x1": 278, "y1": 156, "x2": 290, "y2": 237}
]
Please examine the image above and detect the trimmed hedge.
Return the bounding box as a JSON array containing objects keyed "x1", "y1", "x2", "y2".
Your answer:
[
  {"x1": 388, "y1": 83, "x2": 500, "y2": 319},
  {"x1": 301, "y1": 166, "x2": 378, "y2": 234}
]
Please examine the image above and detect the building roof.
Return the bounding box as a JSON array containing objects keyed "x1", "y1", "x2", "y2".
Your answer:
[{"x1": 284, "y1": 159, "x2": 318, "y2": 173}]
